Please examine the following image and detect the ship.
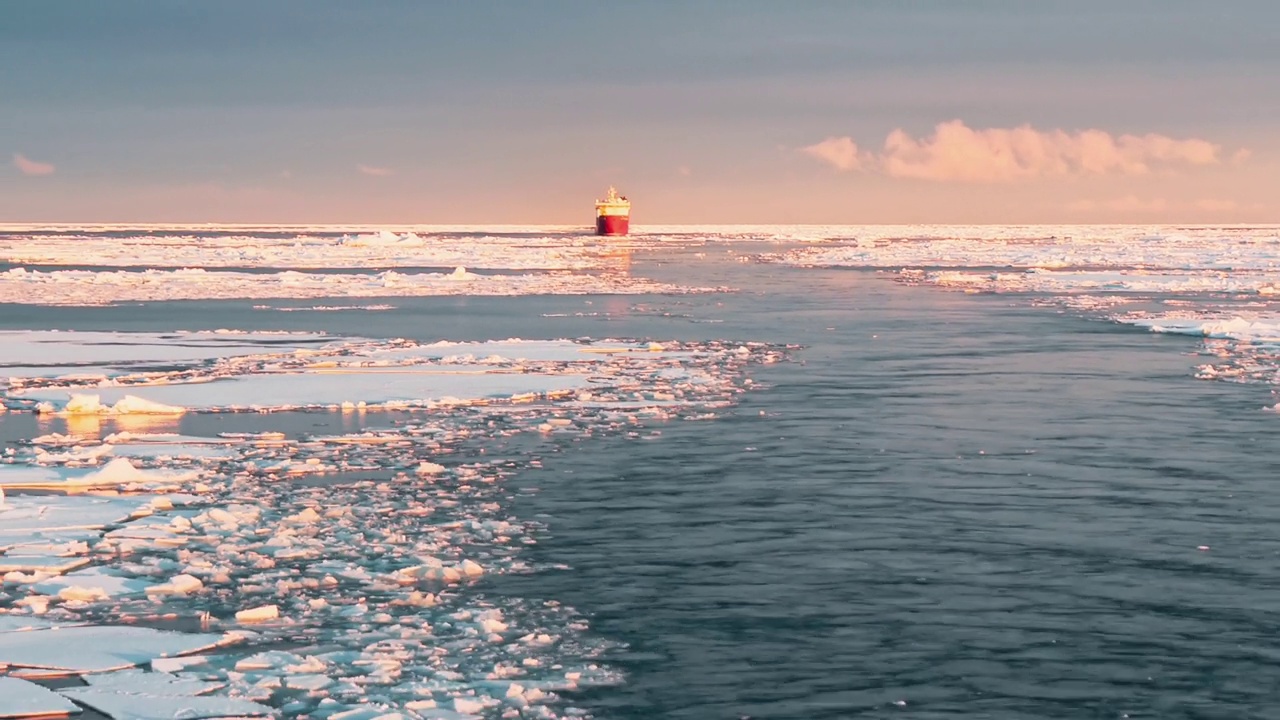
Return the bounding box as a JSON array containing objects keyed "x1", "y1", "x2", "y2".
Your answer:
[{"x1": 595, "y1": 186, "x2": 631, "y2": 236}]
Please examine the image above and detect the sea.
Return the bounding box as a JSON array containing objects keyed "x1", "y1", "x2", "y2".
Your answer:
[{"x1": 2, "y1": 229, "x2": 1280, "y2": 719}]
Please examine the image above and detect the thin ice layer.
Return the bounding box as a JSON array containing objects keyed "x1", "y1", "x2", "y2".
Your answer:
[
  {"x1": 22, "y1": 371, "x2": 586, "y2": 412},
  {"x1": 0, "y1": 330, "x2": 340, "y2": 367}
]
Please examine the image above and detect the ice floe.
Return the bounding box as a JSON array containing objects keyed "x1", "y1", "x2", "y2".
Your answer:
[
  {"x1": 771, "y1": 224, "x2": 1280, "y2": 271},
  {"x1": 1, "y1": 330, "x2": 340, "y2": 370},
  {"x1": 0, "y1": 676, "x2": 82, "y2": 718},
  {"x1": 6, "y1": 338, "x2": 715, "y2": 415},
  {"x1": 0, "y1": 625, "x2": 233, "y2": 674},
  {"x1": 0, "y1": 266, "x2": 713, "y2": 306},
  {"x1": 0, "y1": 327, "x2": 786, "y2": 718}
]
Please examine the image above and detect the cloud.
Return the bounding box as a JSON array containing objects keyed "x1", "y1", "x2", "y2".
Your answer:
[
  {"x1": 13, "y1": 153, "x2": 55, "y2": 176},
  {"x1": 801, "y1": 121, "x2": 1234, "y2": 182},
  {"x1": 358, "y1": 165, "x2": 393, "y2": 177},
  {"x1": 799, "y1": 136, "x2": 861, "y2": 171},
  {"x1": 677, "y1": 165, "x2": 692, "y2": 177}
]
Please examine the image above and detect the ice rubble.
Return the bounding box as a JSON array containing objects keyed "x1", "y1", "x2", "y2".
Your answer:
[
  {"x1": 0, "y1": 333, "x2": 788, "y2": 718},
  {"x1": 7, "y1": 338, "x2": 705, "y2": 414},
  {"x1": 0, "y1": 227, "x2": 606, "y2": 270},
  {"x1": 773, "y1": 225, "x2": 1280, "y2": 272}
]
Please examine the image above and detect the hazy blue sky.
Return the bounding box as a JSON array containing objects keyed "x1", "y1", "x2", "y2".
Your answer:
[{"x1": 3, "y1": 1, "x2": 1277, "y2": 223}]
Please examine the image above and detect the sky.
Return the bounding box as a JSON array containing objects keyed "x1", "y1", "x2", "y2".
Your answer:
[{"x1": 2, "y1": 0, "x2": 1278, "y2": 224}]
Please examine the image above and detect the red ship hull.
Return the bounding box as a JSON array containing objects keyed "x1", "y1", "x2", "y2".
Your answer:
[{"x1": 596, "y1": 215, "x2": 629, "y2": 236}]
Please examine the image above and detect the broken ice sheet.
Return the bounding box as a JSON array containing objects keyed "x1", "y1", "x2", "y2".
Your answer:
[
  {"x1": 0, "y1": 458, "x2": 199, "y2": 491},
  {"x1": 0, "y1": 625, "x2": 232, "y2": 674},
  {"x1": 19, "y1": 369, "x2": 588, "y2": 413},
  {"x1": 0, "y1": 495, "x2": 147, "y2": 536},
  {"x1": 0, "y1": 329, "x2": 342, "y2": 372},
  {"x1": 32, "y1": 566, "x2": 158, "y2": 600},
  {"x1": 0, "y1": 334, "x2": 783, "y2": 717},
  {"x1": 81, "y1": 668, "x2": 224, "y2": 695},
  {"x1": 59, "y1": 685, "x2": 273, "y2": 720},
  {"x1": 0, "y1": 676, "x2": 81, "y2": 718},
  {"x1": 0, "y1": 554, "x2": 92, "y2": 574}
]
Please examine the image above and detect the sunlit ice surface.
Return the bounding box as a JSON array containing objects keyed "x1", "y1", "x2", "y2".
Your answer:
[
  {"x1": 0, "y1": 316, "x2": 788, "y2": 718},
  {"x1": 4, "y1": 222, "x2": 1280, "y2": 718}
]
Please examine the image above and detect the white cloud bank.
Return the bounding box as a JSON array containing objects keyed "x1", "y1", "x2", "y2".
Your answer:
[
  {"x1": 13, "y1": 153, "x2": 56, "y2": 176},
  {"x1": 801, "y1": 120, "x2": 1235, "y2": 182}
]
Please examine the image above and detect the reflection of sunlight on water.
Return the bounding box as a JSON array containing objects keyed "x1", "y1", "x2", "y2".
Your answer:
[
  {"x1": 596, "y1": 248, "x2": 632, "y2": 276},
  {"x1": 110, "y1": 414, "x2": 182, "y2": 436},
  {"x1": 35, "y1": 411, "x2": 183, "y2": 440},
  {"x1": 64, "y1": 413, "x2": 103, "y2": 440},
  {"x1": 600, "y1": 295, "x2": 633, "y2": 319},
  {"x1": 340, "y1": 406, "x2": 368, "y2": 432}
]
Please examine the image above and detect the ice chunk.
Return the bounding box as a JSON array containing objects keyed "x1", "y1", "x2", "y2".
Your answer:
[
  {"x1": 0, "y1": 676, "x2": 82, "y2": 718},
  {"x1": 33, "y1": 567, "x2": 158, "y2": 600},
  {"x1": 235, "y1": 604, "x2": 279, "y2": 623},
  {"x1": 146, "y1": 573, "x2": 203, "y2": 596}
]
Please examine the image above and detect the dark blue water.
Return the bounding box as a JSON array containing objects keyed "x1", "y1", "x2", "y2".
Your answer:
[
  {"x1": 4, "y1": 247, "x2": 1279, "y2": 718},
  {"x1": 494, "y1": 255, "x2": 1280, "y2": 719}
]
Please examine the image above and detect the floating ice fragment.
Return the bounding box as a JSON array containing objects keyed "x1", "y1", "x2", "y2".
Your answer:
[
  {"x1": 146, "y1": 573, "x2": 203, "y2": 596},
  {"x1": 235, "y1": 604, "x2": 279, "y2": 623},
  {"x1": 0, "y1": 676, "x2": 82, "y2": 718},
  {"x1": 33, "y1": 566, "x2": 158, "y2": 600},
  {"x1": 0, "y1": 491, "x2": 142, "y2": 532},
  {"x1": 416, "y1": 461, "x2": 446, "y2": 476},
  {"x1": 58, "y1": 684, "x2": 274, "y2": 720}
]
